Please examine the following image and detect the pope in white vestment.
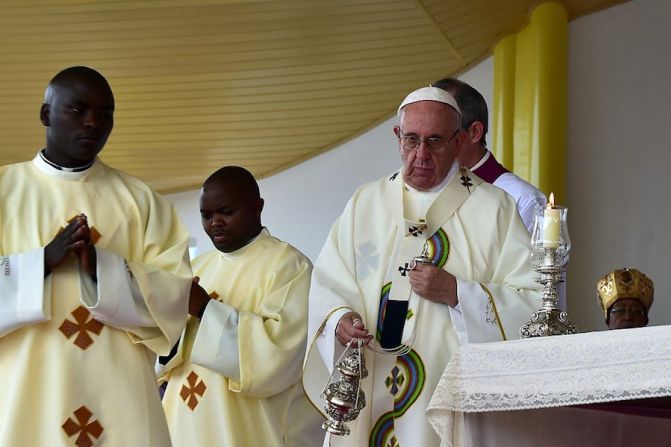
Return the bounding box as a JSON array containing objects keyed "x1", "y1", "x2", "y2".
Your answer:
[
  {"x1": 0, "y1": 154, "x2": 192, "y2": 446},
  {"x1": 303, "y1": 87, "x2": 541, "y2": 447}
]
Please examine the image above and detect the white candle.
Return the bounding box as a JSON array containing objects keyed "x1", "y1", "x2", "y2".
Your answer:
[{"x1": 543, "y1": 193, "x2": 560, "y2": 248}]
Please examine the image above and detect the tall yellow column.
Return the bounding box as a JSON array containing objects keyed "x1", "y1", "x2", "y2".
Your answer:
[
  {"x1": 492, "y1": 35, "x2": 517, "y2": 170},
  {"x1": 492, "y1": 2, "x2": 568, "y2": 202}
]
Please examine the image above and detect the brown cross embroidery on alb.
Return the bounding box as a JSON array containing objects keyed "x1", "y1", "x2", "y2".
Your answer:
[
  {"x1": 180, "y1": 371, "x2": 207, "y2": 410},
  {"x1": 59, "y1": 306, "x2": 104, "y2": 350},
  {"x1": 62, "y1": 405, "x2": 104, "y2": 447}
]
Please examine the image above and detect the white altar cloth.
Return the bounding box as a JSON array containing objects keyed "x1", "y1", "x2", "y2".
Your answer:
[{"x1": 426, "y1": 325, "x2": 671, "y2": 447}]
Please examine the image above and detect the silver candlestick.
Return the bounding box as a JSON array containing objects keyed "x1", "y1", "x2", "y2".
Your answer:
[{"x1": 521, "y1": 198, "x2": 578, "y2": 337}]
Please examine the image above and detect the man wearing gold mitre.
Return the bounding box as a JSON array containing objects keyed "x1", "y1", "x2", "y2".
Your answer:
[{"x1": 597, "y1": 268, "x2": 654, "y2": 330}]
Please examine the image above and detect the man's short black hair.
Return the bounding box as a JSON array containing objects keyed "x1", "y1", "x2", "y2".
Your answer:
[
  {"x1": 44, "y1": 66, "x2": 113, "y2": 105},
  {"x1": 204, "y1": 165, "x2": 260, "y2": 200},
  {"x1": 432, "y1": 78, "x2": 488, "y2": 146}
]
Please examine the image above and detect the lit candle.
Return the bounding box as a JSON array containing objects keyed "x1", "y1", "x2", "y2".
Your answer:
[{"x1": 542, "y1": 193, "x2": 560, "y2": 248}]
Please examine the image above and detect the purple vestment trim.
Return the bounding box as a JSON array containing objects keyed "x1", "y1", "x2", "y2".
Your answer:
[{"x1": 471, "y1": 153, "x2": 509, "y2": 184}]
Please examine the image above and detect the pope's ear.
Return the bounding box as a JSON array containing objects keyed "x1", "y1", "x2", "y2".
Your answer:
[{"x1": 40, "y1": 104, "x2": 50, "y2": 126}]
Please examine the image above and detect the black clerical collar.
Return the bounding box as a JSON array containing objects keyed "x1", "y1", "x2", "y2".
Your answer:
[{"x1": 39, "y1": 149, "x2": 95, "y2": 173}]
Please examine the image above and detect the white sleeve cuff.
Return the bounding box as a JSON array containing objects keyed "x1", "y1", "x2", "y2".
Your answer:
[
  {"x1": 448, "y1": 279, "x2": 468, "y2": 345},
  {"x1": 452, "y1": 278, "x2": 504, "y2": 343},
  {"x1": 0, "y1": 248, "x2": 50, "y2": 336},
  {"x1": 155, "y1": 359, "x2": 169, "y2": 380},
  {"x1": 191, "y1": 300, "x2": 241, "y2": 381},
  {"x1": 82, "y1": 247, "x2": 154, "y2": 327}
]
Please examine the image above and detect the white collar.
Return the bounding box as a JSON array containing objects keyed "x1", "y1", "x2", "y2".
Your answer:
[
  {"x1": 32, "y1": 151, "x2": 98, "y2": 181},
  {"x1": 219, "y1": 227, "x2": 270, "y2": 260},
  {"x1": 469, "y1": 150, "x2": 491, "y2": 172},
  {"x1": 39, "y1": 149, "x2": 94, "y2": 172}
]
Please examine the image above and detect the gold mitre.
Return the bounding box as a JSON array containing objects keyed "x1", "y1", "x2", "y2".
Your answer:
[{"x1": 596, "y1": 268, "x2": 654, "y2": 317}]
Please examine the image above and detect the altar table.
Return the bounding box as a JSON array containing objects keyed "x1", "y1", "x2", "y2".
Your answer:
[{"x1": 426, "y1": 325, "x2": 671, "y2": 447}]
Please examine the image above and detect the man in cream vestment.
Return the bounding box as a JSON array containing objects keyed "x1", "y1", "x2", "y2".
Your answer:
[
  {"x1": 161, "y1": 166, "x2": 322, "y2": 446},
  {"x1": 303, "y1": 87, "x2": 541, "y2": 447},
  {"x1": 0, "y1": 67, "x2": 191, "y2": 446}
]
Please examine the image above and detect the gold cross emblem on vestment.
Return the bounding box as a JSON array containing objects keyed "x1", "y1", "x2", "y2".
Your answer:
[
  {"x1": 59, "y1": 306, "x2": 105, "y2": 350},
  {"x1": 62, "y1": 405, "x2": 104, "y2": 447},
  {"x1": 180, "y1": 371, "x2": 207, "y2": 410}
]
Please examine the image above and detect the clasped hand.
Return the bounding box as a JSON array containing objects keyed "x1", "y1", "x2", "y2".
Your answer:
[
  {"x1": 44, "y1": 214, "x2": 96, "y2": 279},
  {"x1": 408, "y1": 263, "x2": 458, "y2": 307}
]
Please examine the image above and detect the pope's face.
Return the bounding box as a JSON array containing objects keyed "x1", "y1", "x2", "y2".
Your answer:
[
  {"x1": 396, "y1": 101, "x2": 463, "y2": 191},
  {"x1": 607, "y1": 298, "x2": 648, "y2": 330}
]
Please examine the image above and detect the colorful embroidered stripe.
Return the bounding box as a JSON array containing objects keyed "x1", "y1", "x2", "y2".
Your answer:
[
  {"x1": 427, "y1": 228, "x2": 449, "y2": 268},
  {"x1": 376, "y1": 282, "x2": 392, "y2": 342},
  {"x1": 369, "y1": 411, "x2": 395, "y2": 447},
  {"x1": 393, "y1": 349, "x2": 426, "y2": 417}
]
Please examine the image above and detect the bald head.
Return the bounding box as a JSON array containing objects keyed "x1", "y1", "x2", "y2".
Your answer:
[
  {"x1": 200, "y1": 166, "x2": 264, "y2": 253},
  {"x1": 44, "y1": 66, "x2": 113, "y2": 107},
  {"x1": 203, "y1": 166, "x2": 260, "y2": 200}
]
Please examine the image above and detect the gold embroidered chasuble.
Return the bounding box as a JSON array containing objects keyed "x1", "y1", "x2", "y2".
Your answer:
[
  {"x1": 0, "y1": 155, "x2": 191, "y2": 446},
  {"x1": 162, "y1": 229, "x2": 322, "y2": 447},
  {"x1": 303, "y1": 167, "x2": 541, "y2": 447}
]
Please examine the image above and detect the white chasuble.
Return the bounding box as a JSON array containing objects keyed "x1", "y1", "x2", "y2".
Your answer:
[
  {"x1": 162, "y1": 229, "x2": 323, "y2": 447},
  {"x1": 303, "y1": 165, "x2": 541, "y2": 447},
  {"x1": 0, "y1": 155, "x2": 192, "y2": 446}
]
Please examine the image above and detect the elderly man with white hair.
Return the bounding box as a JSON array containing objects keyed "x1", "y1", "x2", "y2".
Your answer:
[{"x1": 304, "y1": 86, "x2": 541, "y2": 447}]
